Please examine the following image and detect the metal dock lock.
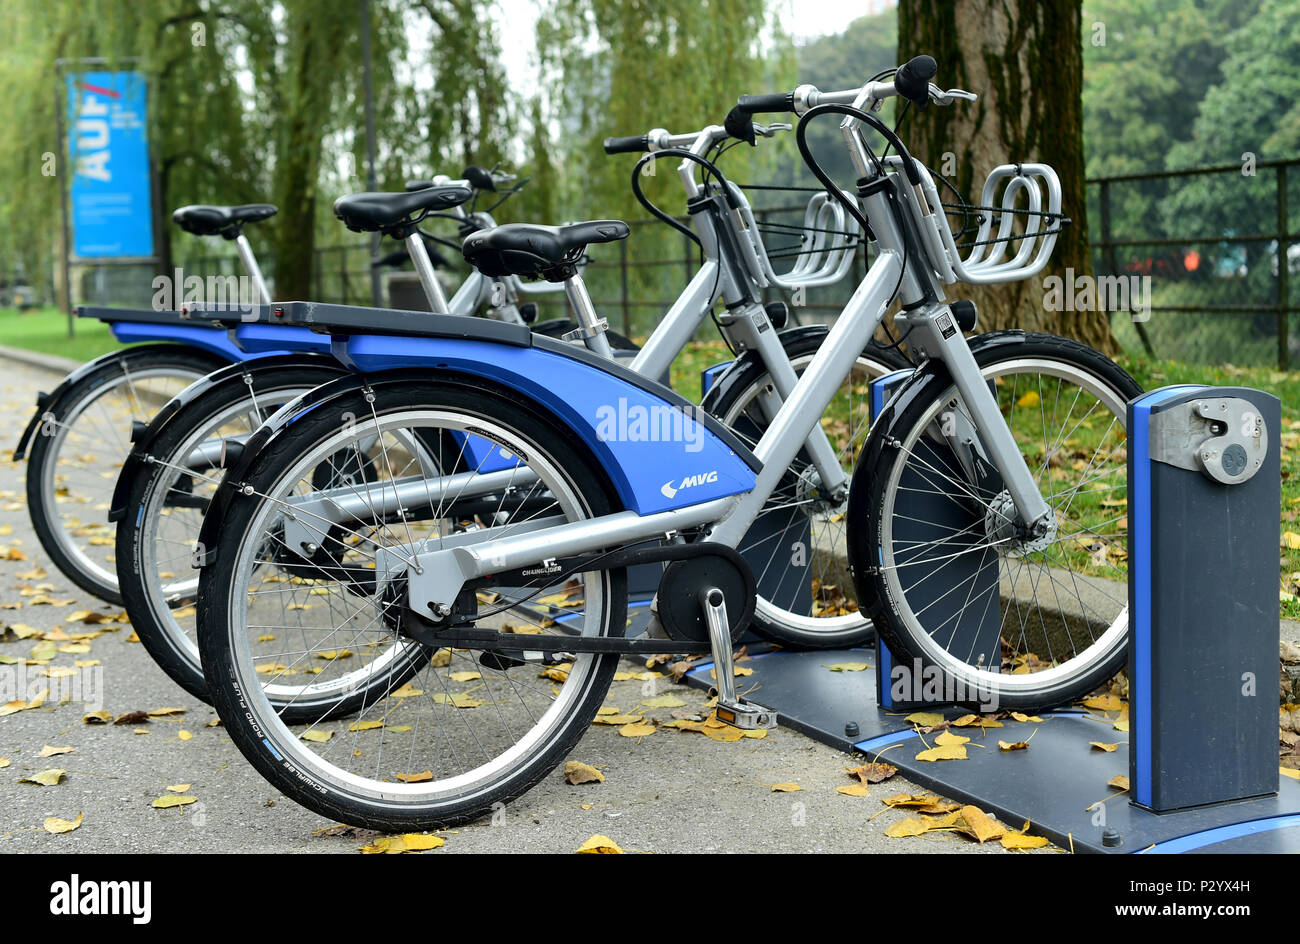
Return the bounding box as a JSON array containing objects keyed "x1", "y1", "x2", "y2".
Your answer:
[{"x1": 1129, "y1": 385, "x2": 1281, "y2": 812}]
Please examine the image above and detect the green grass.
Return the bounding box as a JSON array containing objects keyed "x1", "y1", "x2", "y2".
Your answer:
[
  {"x1": 0, "y1": 306, "x2": 121, "y2": 362},
  {"x1": 675, "y1": 340, "x2": 1300, "y2": 621}
]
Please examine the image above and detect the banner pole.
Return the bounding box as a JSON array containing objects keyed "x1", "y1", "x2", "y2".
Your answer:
[{"x1": 54, "y1": 63, "x2": 73, "y2": 337}]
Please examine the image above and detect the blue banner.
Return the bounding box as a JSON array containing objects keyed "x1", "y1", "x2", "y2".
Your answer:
[{"x1": 67, "y1": 71, "x2": 155, "y2": 259}]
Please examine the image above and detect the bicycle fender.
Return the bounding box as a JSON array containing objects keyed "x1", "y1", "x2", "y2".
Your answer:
[
  {"x1": 108, "y1": 320, "x2": 254, "y2": 361},
  {"x1": 194, "y1": 349, "x2": 760, "y2": 565},
  {"x1": 107, "y1": 353, "x2": 348, "y2": 522},
  {"x1": 697, "y1": 324, "x2": 830, "y2": 415},
  {"x1": 12, "y1": 344, "x2": 227, "y2": 461},
  {"x1": 332, "y1": 334, "x2": 759, "y2": 515}
]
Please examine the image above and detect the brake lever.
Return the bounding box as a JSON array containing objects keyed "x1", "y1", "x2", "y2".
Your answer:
[
  {"x1": 928, "y1": 84, "x2": 978, "y2": 106},
  {"x1": 754, "y1": 121, "x2": 792, "y2": 137}
]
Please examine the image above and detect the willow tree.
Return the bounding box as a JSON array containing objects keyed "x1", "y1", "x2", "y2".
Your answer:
[
  {"x1": 536, "y1": 0, "x2": 794, "y2": 330},
  {"x1": 0, "y1": 0, "x2": 421, "y2": 302},
  {"x1": 898, "y1": 0, "x2": 1114, "y2": 351}
]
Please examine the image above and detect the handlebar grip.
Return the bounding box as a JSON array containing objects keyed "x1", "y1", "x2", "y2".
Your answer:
[
  {"x1": 463, "y1": 165, "x2": 497, "y2": 192},
  {"x1": 724, "y1": 105, "x2": 757, "y2": 146},
  {"x1": 603, "y1": 135, "x2": 650, "y2": 154},
  {"x1": 894, "y1": 54, "x2": 938, "y2": 105},
  {"x1": 736, "y1": 91, "x2": 795, "y2": 115},
  {"x1": 405, "y1": 180, "x2": 434, "y2": 192}
]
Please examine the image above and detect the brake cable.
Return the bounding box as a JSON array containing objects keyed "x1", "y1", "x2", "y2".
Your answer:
[{"x1": 796, "y1": 101, "x2": 921, "y2": 363}]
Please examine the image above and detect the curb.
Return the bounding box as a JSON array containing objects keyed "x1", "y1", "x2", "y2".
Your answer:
[{"x1": 0, "y1": 344, "x2": 81, "y2": 375}]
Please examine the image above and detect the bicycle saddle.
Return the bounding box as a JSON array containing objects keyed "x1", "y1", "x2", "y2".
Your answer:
[
  {"x1": 172, "y1": 203, "x2": 278, "y2": 239},
  {"x1": 462, "y1": 220, "x2": 629, "y2": 280},
  {"x1": 333, "y1": 185, "x2": 474, "y2": 236}
]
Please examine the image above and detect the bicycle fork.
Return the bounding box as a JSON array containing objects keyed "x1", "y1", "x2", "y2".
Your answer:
[{"x1": 893, "y1": 302, "x2": 1053, "y2": 534}]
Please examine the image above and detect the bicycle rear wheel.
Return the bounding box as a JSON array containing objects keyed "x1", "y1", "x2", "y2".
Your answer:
[
  {"x1": 117, "y1": 361, "x2": 344, "y2": 703},
  {"x1": 198, "y1": 378, "x2": 628, "y2": 830},
  {"x1": 25, "y1": 345, "x2": 227, "y2": 603}
]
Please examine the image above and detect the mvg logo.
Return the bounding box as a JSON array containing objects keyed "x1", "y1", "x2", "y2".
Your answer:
[{"x1": 660, "y1": 470, "x2": 718, "y2": 499}]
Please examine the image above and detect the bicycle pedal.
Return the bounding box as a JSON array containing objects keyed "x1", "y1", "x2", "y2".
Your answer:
[{"x1": 715, "y1": 699, "x2": 778, "y2": 731}]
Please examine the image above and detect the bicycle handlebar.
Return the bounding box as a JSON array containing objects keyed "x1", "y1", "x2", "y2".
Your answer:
[
  {"x1": 893, "y1": 54, "x2": 938, "y2": 105},
  {"x1": 736, "y1": 55, "x2": 975, "y2": 118},
  {"x1": 735, "y1": 91, "x2": 794, "y2": 115}
]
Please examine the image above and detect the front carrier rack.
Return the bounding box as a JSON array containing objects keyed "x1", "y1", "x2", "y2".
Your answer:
[
  {"x1": 888, "y1": 156, "x2": 1066, "y2": 285},
  {"x1": 725, "y1": 182, "x2": 863, "y2": 291}
]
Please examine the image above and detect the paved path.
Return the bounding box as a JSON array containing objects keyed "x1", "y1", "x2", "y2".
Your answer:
[{"x1": 0, "y1": 354, "x2": 1044, "y2": 854}]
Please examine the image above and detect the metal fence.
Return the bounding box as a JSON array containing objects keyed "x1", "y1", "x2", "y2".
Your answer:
[
  {"x1": 1090, "y1": 157, "x2": 1299, "y2": 369},
  {"x1": 161, "y1": 159, "x2": 1299, "y2": 368}
]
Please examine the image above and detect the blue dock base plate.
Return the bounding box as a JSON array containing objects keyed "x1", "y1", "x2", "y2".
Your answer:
[{"x1": 674, "y1": 643, "x2": 1300, "y2": 854}]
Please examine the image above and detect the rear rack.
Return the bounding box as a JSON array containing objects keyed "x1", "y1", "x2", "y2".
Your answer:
[{"x1": 182, "y1": 300, "x2": 532, "y2": 346}]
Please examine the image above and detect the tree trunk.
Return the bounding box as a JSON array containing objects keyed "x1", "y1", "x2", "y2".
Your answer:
[
  {"x1": 898, "y1": 0, "x2": 1114, "y2": 352},
  {"x1": 270, "y1": 11, "x2": 343, "y2": 301}
]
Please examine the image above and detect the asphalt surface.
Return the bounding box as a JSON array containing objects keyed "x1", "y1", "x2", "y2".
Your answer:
[{"x1": 0, "y1": 352, "x2": 1049, "y2": 855}]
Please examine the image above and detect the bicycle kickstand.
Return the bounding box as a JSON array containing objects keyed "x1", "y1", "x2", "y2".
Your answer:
[{"x1": 700, "y1": 587, "x2": 778, "y2": 731}]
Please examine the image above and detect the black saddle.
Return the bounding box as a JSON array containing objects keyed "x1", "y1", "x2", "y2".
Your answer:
[
  {"x1": 172, "y1": 204, "x2": 277, "y2": 239},
  {"x1": 333, "y1": 185, "x2": 473, "y2": 237},
  {"x1": 462, "y1": 220, "x2": 629, "y2": 281}
]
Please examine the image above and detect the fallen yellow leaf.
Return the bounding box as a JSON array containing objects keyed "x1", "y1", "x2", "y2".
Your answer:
[
  {"x1": 565, "y1": 761, "x2": 605, "y2": 785},
  {"x1": 575, "y1": 834, "x2": 623, "y2": 854},
  {"x1": 152, "y1": 794, "x2": 197, "y2": 809},
  {"x1": 44, "y1": 812, "x2": 83, "y2": 834},
  {"x1": 955, "y1": 805, "x2": 1005, "y2": 843},
  {"x1": 1001, "y1": 830, "x2": 1049, "y2": 850},
  {"x1": 904, "y1": 711, "x2": 945, "y2": 727},
  {"x1": 360, "y1": 833, "x2": 445, "y2": 854},
  {"x1": 916, "y1": 743, "x2": 967, "y2": 762}
]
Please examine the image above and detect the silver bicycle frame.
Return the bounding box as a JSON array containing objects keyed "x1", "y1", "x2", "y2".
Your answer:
[{"x1": 396, "y1": 87, "x2": 1055, "y2": 613}]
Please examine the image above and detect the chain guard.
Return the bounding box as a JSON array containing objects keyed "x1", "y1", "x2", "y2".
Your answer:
[{"x1": 656, "y1": 547, "x2": 754, "y2": 644}]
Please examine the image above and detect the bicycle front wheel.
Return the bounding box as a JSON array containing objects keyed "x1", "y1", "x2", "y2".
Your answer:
[
  {"x1": 703, "y1": 330, "x2": 908, "y2": 649},
  {"x1": 852, "y1": 332, "x2": 1142, "y2": 709}
]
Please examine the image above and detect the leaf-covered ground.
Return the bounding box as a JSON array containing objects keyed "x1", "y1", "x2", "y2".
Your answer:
[{"x1": 0, "y1": 354, "x2": 1058, "y2": 854}]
